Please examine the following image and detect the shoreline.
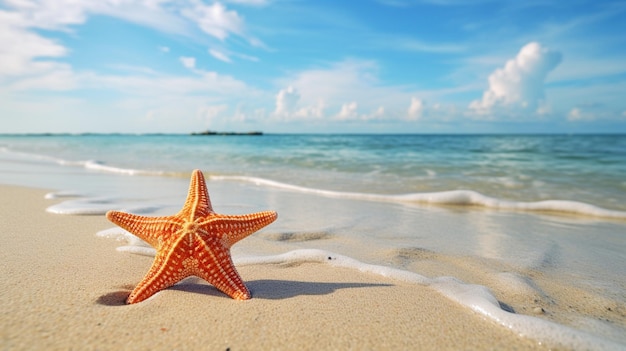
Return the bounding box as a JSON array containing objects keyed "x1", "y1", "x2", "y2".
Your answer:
[
  {"x1": 1, "y1": 184, "x2": 548, "y2": 350},
  {"x1": 2, "y1": 134, "x2": 626, "y2": 215}
]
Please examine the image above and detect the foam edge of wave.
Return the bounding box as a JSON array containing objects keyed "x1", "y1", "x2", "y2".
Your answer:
[
  {"x1": 94, "y1": 227, "x2": 623, "y2": 349},
  {"x1": 96, "y1": 227, "x2": 156, "y2": 256},
  {"x1": 212, "y1": 175, "x2": 626, "y2": 220},
  {"x1": 237, "y1": 248, "x2": 623, "y2": 351}
]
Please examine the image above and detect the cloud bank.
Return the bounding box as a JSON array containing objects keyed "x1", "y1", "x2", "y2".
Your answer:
[{"x1": 469, "y1": 42, "x2": 562, "y2": 117}]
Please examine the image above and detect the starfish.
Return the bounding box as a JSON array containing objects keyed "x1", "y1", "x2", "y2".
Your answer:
[{"x1": 106, "y1": 169, "x2": 277, "y2": 304}]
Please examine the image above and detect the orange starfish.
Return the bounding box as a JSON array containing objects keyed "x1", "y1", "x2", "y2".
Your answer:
[{"x1": 106, "y1": 169, "x2": 277, "y2": 304}]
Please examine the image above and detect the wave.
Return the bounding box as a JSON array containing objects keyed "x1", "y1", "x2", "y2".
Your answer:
[
  {"x1": 46, "y1": 201, "x2": 164, "y2": 216},
  {"x1": 4, "y1": 147, "x2": 624, "y2": 219},
  {"x1": 66, "y1": 160, "x2": 171, "y2": 177},
  {"x1": 1, "y1": 147, "x2": 176, "y2": 177},
  {"x1": 211, "y1": 175, "x2": 626, "y2": 220}
]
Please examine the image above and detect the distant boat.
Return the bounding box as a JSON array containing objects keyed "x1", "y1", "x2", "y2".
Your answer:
[{"x1": 190, "y1": 130, "x2": 263, "y2": 136}]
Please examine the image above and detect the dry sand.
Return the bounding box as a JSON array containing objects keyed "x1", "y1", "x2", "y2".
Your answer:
[{"x1": 1, "y1": 185, "x2": 548, "y2": 350}]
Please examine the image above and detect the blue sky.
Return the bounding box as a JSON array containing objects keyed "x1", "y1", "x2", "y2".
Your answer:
[{"x1": 1, "y1": 0, "x2": 625, "y2": 133}]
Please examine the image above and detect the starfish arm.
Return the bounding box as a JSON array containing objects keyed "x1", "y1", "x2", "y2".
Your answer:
[
  {"x1": 194, "y1": 238, "x2": 251, "y2": 300},
  {"x1": 178, "y1": 169, "x2": 214, "y2": 220},
  {"x1": 106, "y1": 211, "x2": 182, "y2": 248},
  {"x1": 202, "y1": 211, "x2": 278, "y2": 248},
  {"x1": 127, "y1": 240, "x2": 195, "y2": 304},
  {"x1": 127, "y1": 259, "x2": 179, "y2": 304}
]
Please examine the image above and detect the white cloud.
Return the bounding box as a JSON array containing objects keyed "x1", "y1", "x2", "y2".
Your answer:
[
  {"x1": 198, "y1": 104, "x2": 229, "y2": 126},
  {"x1": 271, "y1": 86, "x2": 326, "y2": 122},
  {"x1": 181, "y1": 2, "x2": 243, "y2": 40},
  {"x1": 274, "y1": 86, "x2": 300, "y2": 116},
  {"x1": 293, "y1": 100, "x2": 326, "y2": 121},
  {"x1": 229, "y1": 103, "x2": 267, "y2": 124},
  {"x1": 469, "y1": 42, "x2": 562, "y2": 116},
  {"x1": 0, "y1": 13, "x2": 78, "y2": 91},
  {"x1": 209, "y1": 49, "x2": 232, "y2": 63},
  {"x1": 1, "y1": 1, "x2": 259, "y2": 131},
  {"x1": 271, "y1": 60, "x2": 431, "y2": 124},
  {"x1": 279, "y1": 60, "x2": 403, "y2": 113},
  {"x1": 271, "y1": 60, "x2": 456, "y2": 124},
  {"x1": 0, "y1": 1, "x2": 263, "y2": 133},
  {"x1": 10, "y1": 0, "x2": 250, "y2": 39},
  {"x1": 567, "y1": 108, "x2": 588, "y2": 121},
  {"x1": 2, "y1": 0, "x2": 189, "y2": 35},
  {"x1": 407, "y1": 97, "x2": 424, "y2": 120},
  {"x1": 179, "y1": 56, "x2": 196, "y2": 69},
  {"x1": 0, "y1": 1, "x2": 250, "y2": 92},
  {"x1": 334, "y1": 104, "x2": 390, "y2": 122},
  {"x1": 289, "y1": 61, "x2": 377, "y2": 99},
  {"x1": 0, "y1": 15, "x2": 67, "y2": 77},
  {"x1": 2, "y1": 0, "x2": 88, "y2": 30},
  {"x1": 337, "y1": 102, "x2": 358, "y2": 120}
]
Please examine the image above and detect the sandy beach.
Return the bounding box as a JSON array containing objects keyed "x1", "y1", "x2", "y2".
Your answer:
[{"x1": 0, "y1": 184, "x2": 550, "y2": 350}]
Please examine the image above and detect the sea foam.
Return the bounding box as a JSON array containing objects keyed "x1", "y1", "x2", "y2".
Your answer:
[
  {"x1": 236, "y1": 249, "x2": 624, "y2": 350},
  {"x1": 210, "y1": 175, "x2": 626, "y2": 220},
  {"x1": 45, "y1": 192, "x2": 165, "y2": 215},
  {"x1": 44, "y1": 170, "x2": 626, "y2": 219}
]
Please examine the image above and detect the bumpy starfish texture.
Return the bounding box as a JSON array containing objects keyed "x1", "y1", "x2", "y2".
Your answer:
[{"x1": 106, "y1": 169, "x2": 277, "y2": 304}]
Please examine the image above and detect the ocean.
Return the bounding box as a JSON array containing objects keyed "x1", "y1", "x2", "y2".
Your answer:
[{"x1": 1, "y1": 133, "x2": 625, "y2": 348}]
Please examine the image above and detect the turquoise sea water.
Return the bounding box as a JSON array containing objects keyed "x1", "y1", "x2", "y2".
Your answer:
[
  {"x1": 1, "y1": 134, "x2": 625, "y2": 349},
  {"x1": 2, "y1": 134, "x2": 625, "y2": 211}
]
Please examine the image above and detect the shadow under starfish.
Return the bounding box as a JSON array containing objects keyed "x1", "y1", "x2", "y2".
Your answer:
[{"x1": 96, "y1": 280, "x2": 392, "y2": 306}]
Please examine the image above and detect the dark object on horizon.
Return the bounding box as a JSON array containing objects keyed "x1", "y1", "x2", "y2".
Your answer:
[{"x1": 191, "y1": 130, "x2": 263, "y2": 136}]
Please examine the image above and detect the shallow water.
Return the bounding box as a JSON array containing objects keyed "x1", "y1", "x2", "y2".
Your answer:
[{"x1": 1, "y1": 134, "x2": 625, "y2": 349}]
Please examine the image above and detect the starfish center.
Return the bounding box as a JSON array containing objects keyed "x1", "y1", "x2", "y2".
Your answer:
[{"x1": 184, "y1": 221, "x2": 199, "y2": 232}]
